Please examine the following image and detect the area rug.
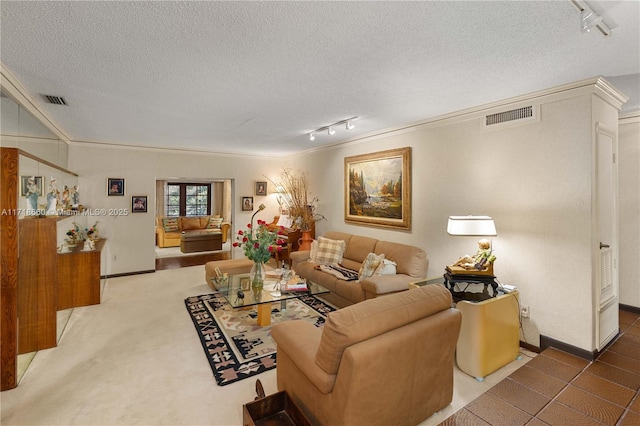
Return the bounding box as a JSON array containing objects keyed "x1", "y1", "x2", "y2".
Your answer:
[{"x1": 184, "y1": 292, "x2": 336, "y2": 386}]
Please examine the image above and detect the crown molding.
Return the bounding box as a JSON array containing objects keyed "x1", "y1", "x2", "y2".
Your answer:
[
  {"x1": 292, "y1": 76, "x2": 631, "y2": 158},
  {"x1": 619, "y1": 112, "x2": 640, "y2": 124}
]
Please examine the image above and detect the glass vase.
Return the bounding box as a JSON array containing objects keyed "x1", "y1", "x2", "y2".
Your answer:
[{"x1": 250, "y1": 261, "x2": 266, "y2": 290}]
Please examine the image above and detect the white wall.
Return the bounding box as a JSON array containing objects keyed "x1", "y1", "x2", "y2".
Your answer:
[
  {"x1": 618, "y1": 114, "x2": 640, "y2": 307},
  {"x1": 68, "y1": 144, "x2": 287, "y2": 275},
  {"x1": 294, "y1": 86, "x2": 621, "y2": 352}
]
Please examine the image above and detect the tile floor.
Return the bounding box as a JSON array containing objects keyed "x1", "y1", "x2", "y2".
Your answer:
[{"x1": 441, "y1": 309, "x2": 640, "y2": 425}]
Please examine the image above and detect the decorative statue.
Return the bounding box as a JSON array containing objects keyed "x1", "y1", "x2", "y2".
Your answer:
[
  {"x1": 72, "y1": 185, "x2": 80, "y2": 207},
  {"x1": 62, "y1": 185, "x2": 70, "y2": 209},
  {"x1": 452, "y1": 239, "x2": 496, "y2": 271},
  {"x1": 24, "y1": 176, "x2": 40, "y2": 213},
  {"x1": 46, "y1": 177, "x2": 60, "y2": 215}
]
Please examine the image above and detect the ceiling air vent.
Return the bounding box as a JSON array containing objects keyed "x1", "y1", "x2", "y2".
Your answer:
[
  {"x1": 43, "y1": 95, "x2": 68, "y2": 106},
  {"x1": 483, "y1": 105, "x2": 539, "y2": 130}
]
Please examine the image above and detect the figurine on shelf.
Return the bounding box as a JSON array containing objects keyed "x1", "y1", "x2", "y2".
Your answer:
[
  {"x1": 46, "y1": 177, "x2": 60, "y2": 215},
  {"x1": 71, "y1": 185, "x2": 80, "y2": 207},
  {"x1": 452, "y1": 239, "x2": 496, "y2": 271},
  {"x1": 62, "y1": 185, "x2": 70, "y2": 209},
  {"x1": 24, "y1": 176, "x2": 40, "y2": 213}
]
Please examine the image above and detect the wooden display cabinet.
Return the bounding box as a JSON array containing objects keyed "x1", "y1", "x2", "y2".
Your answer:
[
  {"x1": 57, "y1": 239, "x2": 105, "y2": 310},
  {"x1": 18, "y1": 217, "x2": 58, "y2": 354}
]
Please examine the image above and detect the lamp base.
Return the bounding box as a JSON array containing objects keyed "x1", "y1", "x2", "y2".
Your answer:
[{"x1": 446, "y1": 263, "x2": 494, "y2": 277}]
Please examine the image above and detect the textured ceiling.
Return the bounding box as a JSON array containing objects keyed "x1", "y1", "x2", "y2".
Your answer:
[{"x1": 1, "y1": 1, "x2": 639, "y2": 156}]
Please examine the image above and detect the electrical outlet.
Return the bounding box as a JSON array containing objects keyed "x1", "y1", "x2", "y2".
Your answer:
[
  {"x1": 521, "y1": 306, "x2": 530, "y2": 318},
  {"x1": 112, "y1": 255, "x2": 117, "y2": 262}
]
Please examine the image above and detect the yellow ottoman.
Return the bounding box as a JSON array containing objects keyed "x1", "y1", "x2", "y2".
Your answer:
[{"x1": 204, "y1": 258, "x2": 254, "y2": 290}]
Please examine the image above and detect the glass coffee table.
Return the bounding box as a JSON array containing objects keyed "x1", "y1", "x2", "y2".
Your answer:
[{"x1": 210, "y1": 272, "x2": 330, "y2": 326}]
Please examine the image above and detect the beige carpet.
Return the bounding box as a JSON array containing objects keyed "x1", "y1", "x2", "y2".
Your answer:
[{"x1": 1, "y1": 265, "x2": 534, "y2": 425}]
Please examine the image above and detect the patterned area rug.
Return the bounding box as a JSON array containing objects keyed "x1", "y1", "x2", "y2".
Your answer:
[{"x1": 184, "y1": 292, "x2": 336, "y2": 386}]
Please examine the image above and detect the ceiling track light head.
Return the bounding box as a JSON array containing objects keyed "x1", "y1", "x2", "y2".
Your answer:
[
  {"x1": 328, "y1": 127, "x2": 335, "y2": 136},
  {"x1": 581, "y1": 9, "x2": 603, "y2": 33},
  {"x1": 309, "y1": 132, "x2": 315, "y2": 141},
  {"x1": 346, "y1": 120, "x2": 355, "y2": 130},
  {"x1": 571, "y1": 0, "x2": 611, "y2": 36}
]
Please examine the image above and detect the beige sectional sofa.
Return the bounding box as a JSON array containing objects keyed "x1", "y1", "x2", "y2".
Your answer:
[
  {"x1": 290, "y1": 231, "x2": 428, "y2": 308},
  {"x1": 155, "y1": 215, "x2": 229, "y2": 248}
]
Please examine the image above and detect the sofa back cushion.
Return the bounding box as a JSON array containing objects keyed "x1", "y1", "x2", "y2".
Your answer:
[
  {"x1": 181, "y1": 217, "x2": 202, "y2": 231},
  {"x1": 343, "y1": 235, "x2": 378, "y2": 264},
  {"x1": 315, "y1": 285, "x2": 452, "y2": 374},
  {"x1": 374, "y1": 241, "x2": 427, "y2": 278}
]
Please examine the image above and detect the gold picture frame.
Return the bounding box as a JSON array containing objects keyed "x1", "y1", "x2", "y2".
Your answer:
[{"x1": 345, "y1": 147, "x2": 411, "y2": 230}]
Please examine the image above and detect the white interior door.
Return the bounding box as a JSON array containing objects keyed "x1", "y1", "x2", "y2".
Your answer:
[{"x1": 595, "y1": 123, "x2": 618, "y2": 351}]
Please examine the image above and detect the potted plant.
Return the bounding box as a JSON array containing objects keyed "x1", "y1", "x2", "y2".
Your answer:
[{"x1": 273, "y1": 169, "x2": 324, "y2": 250}]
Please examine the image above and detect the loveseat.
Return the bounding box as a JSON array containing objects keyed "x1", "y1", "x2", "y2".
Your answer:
[
  {"x1": 155, "y1": 215, "x2": 229, "y2": 248},
  {"x1": 290, "y1": 231, "x2": 428, "y2": 308},
  {"x1": 271, "y1": 284, "x2": 461, "y2": 426}
]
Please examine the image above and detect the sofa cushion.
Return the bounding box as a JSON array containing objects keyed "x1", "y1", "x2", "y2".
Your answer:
[
  {"x1": 206, "y1": 217, "x2": 223, "y2": 229},
  {"x1": 162, "y1": 217, "x2": 179, "y2": 232},
  {"x1": 358, "y1": 252, "x2": 385, "y2": 280},
  {"x1": 374, "y1": 241, "x2": 428, "y2": 278},
  {"x1": 181, "y1": 217, "x2": 201, "y2": 231},
  {"x1": 311, "y1": 237, "x2": 346, "y2": 265},
  {"x1": 315, "y1": 285, "x2": 453, "y2": 374},
  {"x1": 343, "y1": 235, "x2": 378, "y2": 264}
]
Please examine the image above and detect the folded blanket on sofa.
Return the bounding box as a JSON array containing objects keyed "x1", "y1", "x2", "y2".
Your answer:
[{"x1": 317, "y1": 264, "x2": 359, "y2": 281}]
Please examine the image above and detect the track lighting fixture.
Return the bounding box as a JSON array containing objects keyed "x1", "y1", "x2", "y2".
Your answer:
[
  {"x1": 307, "y1": 116, "x2": 358, "y2": 141},
  {"x1": 570, "y1": 0, "x2": 611, "y2": 36}
]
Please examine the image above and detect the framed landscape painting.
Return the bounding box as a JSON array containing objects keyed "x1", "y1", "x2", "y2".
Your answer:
[{"x1": 344, "y1": 147, "x2": 411, "y2": 230}]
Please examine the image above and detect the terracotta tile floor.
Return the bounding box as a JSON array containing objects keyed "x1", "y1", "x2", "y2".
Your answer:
[{"x1": 441, "y1": 309, "x2": 640, "y2": 425}]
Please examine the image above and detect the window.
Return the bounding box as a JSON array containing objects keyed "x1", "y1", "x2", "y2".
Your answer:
[{"x1": 166, "y1": 183, "x2": 211, "y2": 216}]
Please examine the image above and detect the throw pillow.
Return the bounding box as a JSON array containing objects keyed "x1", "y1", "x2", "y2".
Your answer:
[
  {"x1": 359, "y1": 252, "x2": 385, "y2": 280},
  {"x1": 309, "y1": 240, "x2": 318, "y2": 259},
  {"x1": 206, "y1": 217, "x2": 223, "y2": 229},
  {"x1": 162, "y1": 218, "x2": 179, "y2": 233},
  {"x1": 374, "y1": 258, "x2": 397, "y2": 276},
  {"x1": 311, "y1": 237, "x2": 346, "y2": 265}
]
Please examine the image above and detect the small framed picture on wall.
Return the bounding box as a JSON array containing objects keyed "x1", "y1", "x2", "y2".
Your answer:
[
  {"x1": 107, "y1": 178, "x2": 125, "y2": 196},
  {"x1": 255, "y1": 181, "x2": 267, "y2": 196},
  {"x1": 132, "y1": 196, "x2": 148, "y2": 213},
  {"x1": 242, "y1": 196, "x2": 254, "y2": 211}
]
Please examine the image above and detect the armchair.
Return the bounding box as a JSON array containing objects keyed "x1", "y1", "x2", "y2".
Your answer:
[{"x1": 271, "y1": 285, "x2": 461, "y2": 426}]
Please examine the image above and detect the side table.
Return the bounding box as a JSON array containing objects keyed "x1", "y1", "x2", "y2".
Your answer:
[
  {"x1": 444, "y1": 271, "x2": 500, "y2": 302},
  {"x1": 455, "y1": 290, "x2": 521, "y2": 381}
]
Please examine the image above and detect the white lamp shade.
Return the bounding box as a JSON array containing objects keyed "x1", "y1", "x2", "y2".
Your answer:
[{"x1": 447, "y1": 216, "x2": 497, "y2": 236}]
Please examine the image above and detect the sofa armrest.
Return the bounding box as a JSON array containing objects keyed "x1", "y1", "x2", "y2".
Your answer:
[
  {"x1": 271, "y1": 321, "x2": 336, "y2": 394},
  {"x1": 156, "y1": 225, "x2": 166, "y2": 245},
  {"x1": 290, "y1": 250, "x2": 310, "y2": 263},
  {"x1": 220, "y1": 222, "x2": 230, "y2": 244},
  {"x1": 360, "y1": 274, "x2": 416, "y2": 297}
]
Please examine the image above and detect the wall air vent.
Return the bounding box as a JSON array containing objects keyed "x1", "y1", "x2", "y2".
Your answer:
[
  {"x1": 43, "y1": 95, "x2": 68, "y2": 106},
  {"x1": 483, "y1": 105, "x2": 539, "y2": 131}
]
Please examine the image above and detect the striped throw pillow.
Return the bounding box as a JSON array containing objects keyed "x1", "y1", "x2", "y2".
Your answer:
[
  {"x1": 206, "y1": 217, "x2": 223, "y2": 229},
  {"x1": 162, "y1": 217, "x2": 179, "y2": 233}
]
